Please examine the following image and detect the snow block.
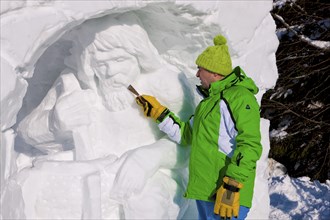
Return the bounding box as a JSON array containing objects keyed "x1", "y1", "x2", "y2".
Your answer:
[{"x1": 15, "y1": 160, "x2": 105, "y2": 219}]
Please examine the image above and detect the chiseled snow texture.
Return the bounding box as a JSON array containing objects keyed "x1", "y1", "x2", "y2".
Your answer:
[{"x1": 1, "y1": 1, "x2": 278, "y2": 219}]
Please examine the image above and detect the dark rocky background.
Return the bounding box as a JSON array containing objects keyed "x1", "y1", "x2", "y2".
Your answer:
[{"x1": 261, "y1": 0, "x2": 329, "y2": 182}]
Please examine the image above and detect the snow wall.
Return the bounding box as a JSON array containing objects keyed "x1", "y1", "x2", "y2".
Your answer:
[{"x1": 1, "y1": 1, "x2": 279, "y2": 219}]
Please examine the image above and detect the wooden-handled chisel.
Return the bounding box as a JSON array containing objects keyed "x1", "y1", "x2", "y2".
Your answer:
[{"x1": 127, "y1": 85, "x2": 146, "y2": 104}]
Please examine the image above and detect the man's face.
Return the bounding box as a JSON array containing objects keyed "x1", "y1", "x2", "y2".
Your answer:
[
  {"x1": 196, "y1": 67, "x2": 218, "y2": 89},
  {"x1": 90, "y1": 48, "x2": 141, "y2": 111},
  {"x1": 92, "y1": 48, "x2": 140, "y2": 89}
]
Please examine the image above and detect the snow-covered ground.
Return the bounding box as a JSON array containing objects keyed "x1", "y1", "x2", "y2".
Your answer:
[
  {"x1": 1, "y1": 0, "x2": 329, "y2": 219},
  {"x1": 268, "y1": 159, "x2": 330, "y2": 219}
]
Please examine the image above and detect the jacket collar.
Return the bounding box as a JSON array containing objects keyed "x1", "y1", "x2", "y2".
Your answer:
[{"x1": 208, "y1": 66, "x2": 259, "y2": 97}]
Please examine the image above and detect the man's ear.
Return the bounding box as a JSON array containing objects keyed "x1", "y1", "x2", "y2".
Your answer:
[{"x1": 213, "y1": 73, "x2": 224, "y2": 80}]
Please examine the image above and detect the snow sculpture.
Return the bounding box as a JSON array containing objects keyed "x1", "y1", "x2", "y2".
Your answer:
[
  {"x1": 17, "y1": 13, "x2": 185, "y2": 157},
  {"x1": 14, "y1": 13, "x2": 193, "y2": 219},
  {"x1": 1, "y1": 1, "x2": 278, "y2": 219}
]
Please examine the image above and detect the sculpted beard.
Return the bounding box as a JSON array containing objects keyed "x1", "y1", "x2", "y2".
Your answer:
[{"x1": 97, "y1": 76, "x2": 134, "y2": 112}]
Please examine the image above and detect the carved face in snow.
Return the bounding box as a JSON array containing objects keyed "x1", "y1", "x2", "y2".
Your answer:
[
  {"x1": 91, "y1": 48, "x2": 140, "y2": 89},
  {"x1": 89, "y1": 46, "x2": 141, "y2": 111},
  {"x1": 71, "y1": 14, "x2": 162, "y2": 112}
]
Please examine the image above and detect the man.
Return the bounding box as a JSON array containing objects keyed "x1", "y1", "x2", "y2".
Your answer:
[{"x1": 136, "y1": 35, "x2": 262, "y2": 220}]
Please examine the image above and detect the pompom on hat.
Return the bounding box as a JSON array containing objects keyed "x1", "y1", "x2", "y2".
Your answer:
[{"x1": 195, "y1": 35, "x2": 232, "y2": 76}]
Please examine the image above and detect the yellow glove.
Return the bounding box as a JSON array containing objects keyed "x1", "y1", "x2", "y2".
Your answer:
[
  {"x1": 214, "y1": 177, "x2": 243, "y2": 219},
  {"x1": 136, "y1": 95, "x2": 168, "y2": 122}
]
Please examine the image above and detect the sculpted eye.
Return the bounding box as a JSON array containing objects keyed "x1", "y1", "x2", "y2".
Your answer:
[
  {"x1": 116, "y1": 57, "x2": 125, "y2": 62},
  {"x1": 98, "y1": 64, "x2": 107, "y2": 75},
  {"x1": 95, "y1": 63, "x2": 112, "y2": 79}
]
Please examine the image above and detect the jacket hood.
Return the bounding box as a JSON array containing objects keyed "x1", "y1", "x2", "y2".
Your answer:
[{"x1": 209, "y1": 66, "x2": 259, "y2": 96}]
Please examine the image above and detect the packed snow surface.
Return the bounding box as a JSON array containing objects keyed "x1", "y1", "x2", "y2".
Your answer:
[
  {"x1": 5, "y1": 0, "x2": 327, "y2": 219},
  {"x1": 268, "y1": 159, "x2": 330, "y2": 219}
]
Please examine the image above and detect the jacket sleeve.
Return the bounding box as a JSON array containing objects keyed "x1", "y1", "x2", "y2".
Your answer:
[
  {"x1": 224, "y1": 91, "x2": 262, "y2": 183},
  {"x1": 157, "y1": 111, "x2": 193, "y2": 146}
]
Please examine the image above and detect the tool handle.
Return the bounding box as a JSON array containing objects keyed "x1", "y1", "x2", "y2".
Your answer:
[
  {"x1": 127, "y1": 85, "x2": 140, "y2": 96},
  {"x1": 127, "y1": 85, "x2": 146, "y2": 105}
]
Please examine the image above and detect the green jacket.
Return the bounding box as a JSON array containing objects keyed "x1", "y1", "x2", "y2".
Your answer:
[{"x1": 158, "y1": 66, "x2": 262, "y2": 207}]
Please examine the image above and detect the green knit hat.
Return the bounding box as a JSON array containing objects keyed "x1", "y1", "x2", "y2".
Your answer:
[{"x1": 195, "y1": 35, "x2": 232, "y2": 76}]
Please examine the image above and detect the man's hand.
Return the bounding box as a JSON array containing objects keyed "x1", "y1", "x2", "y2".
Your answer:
[
  {"x1": 214, "y1": 177, "x2": 243, "y2": 219},
  {"x1": 136, "y1": 95, "x2": 168, "y2": 122}
]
